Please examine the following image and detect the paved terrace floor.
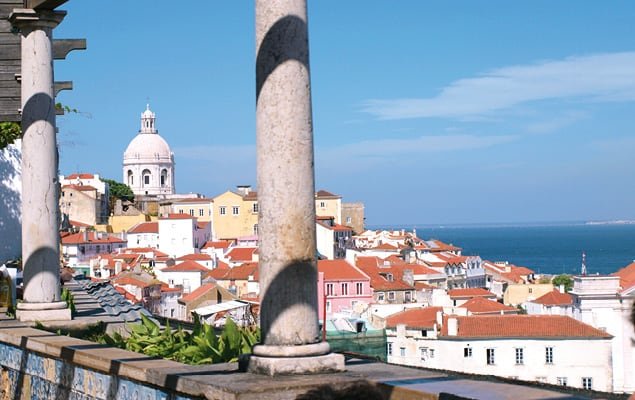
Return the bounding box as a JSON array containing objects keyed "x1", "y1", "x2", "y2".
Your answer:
[{"x1": 0, "y1": 281, "x2": 626, "y2": 400}]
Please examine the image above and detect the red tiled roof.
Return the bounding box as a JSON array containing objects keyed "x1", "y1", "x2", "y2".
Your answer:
[
  {"x1": 224, "y1": 262, "x2": 259, "y2": 281},
  {"x1": 447, "y1": 288, "x2": 495, "y2": 299},
  {"x1": 613, "y1": 261, "x2": 635, "y2": 290},
  {"x1": 355, "y1": 259, "x2": 414, "y2": 291},
  {"x1": 202, "y1": 240, "x2": 232, "y2": 249},
  {"x1": 197, "y1": 221, "x2": 210, "y2": 230},
  {"x1": 226, "y1": 247, "x2": 257, "y2": 262},
  {"x1": 415, "y1": 282, "x2": 433, "y2": 290},
  {"x1": 61, "y1": 232, "x2": 126, "y2": 244},
  {"x1": 128, "y1": 222, "x2": 158, "y2": 234},
  {"x1": 66, "y1": 173, "x2": 95, "y2": 179},
  {"x1": 461, "y1": 297, "x2": 518, "y2": 314},
  {"x1": 315, "y1": 190, "x2": 340, "y2": 199},
  {"x1": 113, "y1": 276, "x2": 156, "y2": 289},
  {"x1": 386, "y1": 307, "x2": 443, "y2": 329},
  {"x1": 205, "y1": 262, "x2": 231, "y2": 280},
  {"x1": 242, "y1": 191, "x2": 258, "y2": 201},
  {"x1": 318, "y1": 260, "x2": 368, "y2": 281},
  {"x1": 160, "y1": 213, "x2": 194, "y2": 220},
  {"x1": 123, "y1": 247, "x2": 169, "y2": 257},
  {"x1": 180, "y1": 283, "x2": 218, "y2": 303},
  {"x1": 532, "y1": 289, "x2": 573, "y2": 306},
  {"x1": 371, "y1": 243, "x2": 399, "y2": 251},
  {"x1": 161, "y1": 260, "x2": 210, "y2": 273},
  {"x1": 62, "y1": 184, "x2": 97, "y2": 192},
  {"x1": 440, "y1": 315, "x2": 612, "y2": 339},
  {"x1": 404, "y1": 263, "x2": 441, "y2": 275},
  {"x1": 160, "y1": 284, "x2": 182, "y2": 293},
  {"x1": 177, "y1": 253, "x2": 212, "y2": 261},
  {"x1": 69, "y1": 220, "x2": 92, "y2": 228}
]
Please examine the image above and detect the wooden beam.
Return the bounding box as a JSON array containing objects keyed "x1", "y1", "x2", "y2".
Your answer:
[
  {"x1": 52, "y1": 38, "x2": 85, "y2": 59},
  {"x1": 25, "y1": 0, "x2": 68, "y2": 10},
  {"x1": 53, "y1": 80, "x2": 71, "y2": 96}
]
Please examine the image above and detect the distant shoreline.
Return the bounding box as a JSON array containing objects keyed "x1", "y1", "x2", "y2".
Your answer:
[{"x1": 369, "y1": 220, "x2": 635, "y2": 230}]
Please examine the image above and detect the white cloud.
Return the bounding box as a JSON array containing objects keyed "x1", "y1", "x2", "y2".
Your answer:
[
  {"x1": 362, "y1": 52, "x2": 635, "y2": 120},
  {"x1": 525, "y1": 110, "x2": 588, "y2": 134},
  {"x1": 317, "y1": 134, "x2": 517, "y2": 168}
]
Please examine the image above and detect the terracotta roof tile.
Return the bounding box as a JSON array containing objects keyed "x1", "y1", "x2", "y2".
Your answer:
[
  {"x1": 315, "y1": 190, "x2": 340, "y2": 199},
  {"x1": 461, "y1": 297, "x2": 518, "y2": 314},
  {"x1": 202, "y1": 240, "x2": 233, "y2": 249},
  {"x1": 66, "y1": 173, "x2": 95, "y2": 179},
  {"x1": 160, "y1": 213, "x2": 194, "y2": 220},
  {"x1": 180, "y1": 283, "x2": 218, "y2": 303},
  {"x1": 226, "y1": 247, "x2": 257, "y2": 262},
  {"x1": 318, "y1": 260, "x2": 369, "y2": 281},
  {"x1": 440, "y1": 315, "x2": 612, "y2": 339},
  {"x1": 386, "y1": 307, "x2": 443, "y2": 329},
  {"x1": 613, "y1": 261, "x2": 635, "y2": 290},
  {"x1": 223, "y1": 262, "x2": 259, "y2": 281},
  {"x1": 532, "y1": 289, "x2": 573, "y2": 306},
  {"x1": 128, "y1": 222, "x2": 158, "y2": 234},
  {"x1": 177, "y1": 253, "x2": 212, "y2": 261},
  {"x1": 61, "y1": 232, "x2": 126, "y2": 244},
  {"x1": 62, "y1": 184, "x2": 97, "y2": 192},
  {"x1": 161, "y1": 260, "x2": 210, "y2": 273}
]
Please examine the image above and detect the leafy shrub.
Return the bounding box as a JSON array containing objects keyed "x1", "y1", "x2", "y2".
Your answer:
[{"x1": 103, "y1": 314, "x2": 259, "y2": 365}]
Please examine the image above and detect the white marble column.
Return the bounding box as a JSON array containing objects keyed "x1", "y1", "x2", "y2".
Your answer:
[
  {"x1": 10, "y1": 9, "x2": 70, "y2": 321},
  {"x1": 249, "y1": 0, "x2": 344, "y2": 375}
]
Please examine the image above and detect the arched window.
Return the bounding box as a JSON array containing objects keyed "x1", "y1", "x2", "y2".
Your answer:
[
  {"x1": 160, "y1": 169, "x2": 168, "y2": 186},
  {"x1": 127, "y1": 170, "x2": 134, "y2": 186},
  {"x1": 142, "y1": 169, "x2": 151, "y2": 186}
]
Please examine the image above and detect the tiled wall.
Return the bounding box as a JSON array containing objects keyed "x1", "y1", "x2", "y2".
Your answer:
[{"x1": 0, "y1": 343, "x2": 195, "y2": 400}]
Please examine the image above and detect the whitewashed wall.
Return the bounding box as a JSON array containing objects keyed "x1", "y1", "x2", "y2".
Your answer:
[{"x1": 0, "y1": 141, "x2": 21, "y2": 263}]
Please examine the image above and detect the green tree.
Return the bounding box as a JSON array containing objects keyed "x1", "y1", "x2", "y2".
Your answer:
[
  {"x1": 0, "y1": 122, "x2": 21, "y2": 149},
  {"x1": 552, "y1": 274, "x2": 574, "y2": 292},
  {"x1": 101, "y1": 178, "x2": 134, "y2": 202}
]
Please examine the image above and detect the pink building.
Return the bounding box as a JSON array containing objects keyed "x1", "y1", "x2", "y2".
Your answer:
[{"x1": 317, "y1": 259, "x2": 373, "y2": 318}]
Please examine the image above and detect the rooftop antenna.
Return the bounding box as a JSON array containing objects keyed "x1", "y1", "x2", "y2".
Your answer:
[{"x1": 581, "y1": 251, "x2": 587, "y2": 276}]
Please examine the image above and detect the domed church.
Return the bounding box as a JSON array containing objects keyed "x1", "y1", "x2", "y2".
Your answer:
[{"x1": 122, "y1": 105, "x2": 175, "y2": 196}]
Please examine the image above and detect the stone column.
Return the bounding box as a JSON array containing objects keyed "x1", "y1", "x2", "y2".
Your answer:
[
  {"x1": 249, "y1": 0, "x2": 344, "y2": 375},
  {"x1": 10, "y1": 9, "x2": 70, "y2": 321}
]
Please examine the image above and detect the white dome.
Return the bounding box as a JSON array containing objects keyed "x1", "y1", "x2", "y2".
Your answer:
[{"x1": 123, "y1": 133, "x2": 173, "y2": 164}]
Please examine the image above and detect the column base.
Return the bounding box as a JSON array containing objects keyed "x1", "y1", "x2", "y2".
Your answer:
[
  {"x1": 243, "y1": 352, "x2": 345, "y2": 376},
  {"x1": 16, "y1": 301, "x2": 71, "y2": 322}
]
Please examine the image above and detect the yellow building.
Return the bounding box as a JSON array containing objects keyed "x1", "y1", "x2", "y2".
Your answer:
[
  {"x1": 170, "y1": 198, "x2": 214, "y2": 222},
  {"x1": 315, "y1": 190, "x2": 342, "y2": 224},
  {"x1": 212, "y1": 186, "x2": 259, "y2": 240},
  {"x1": 211, "y1": 186, "x2": 345, "y2": 241},
  {"x1": 503, "y1": 283, "x2": 554, "y2": 306}
]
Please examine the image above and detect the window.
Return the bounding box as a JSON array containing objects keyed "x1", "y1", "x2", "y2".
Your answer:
[
  {"x1": 400, "y1": 347, "x2": 406, "y2": 357},
  {"x1": 405, "y1": 291, "x2": 412, "y2": 302},
  {"x1": 346, "y1": 216, "x2": 352, "y2": 224},
  {"x1": 326, "y1": 301, "x2": 331, "y2": 312},
  {"x1": 545, "y1": 347, "x2": 553, "y2": 364},
  {"x1": 387, "y1": 342, "x2": 393, "y2": 355},
  {"x1": 486, "y1": 348, "x2": 495, "y2": 365},
  {"x1": 252, "y1": 203, "x2": 259, "y2": 213},
  {"x1": 320, "y1": 201, "x2": 326, "y2": 208},
  {"x1": 515, "y1": 348, "x2": 524, "y2": 365},
  {"x1": 219, "y1": 206, "x2": 226, "y2": 215},
  {"x1": 429, "y1": 349, "x2": 435, "y2": 358},
  {"x1": 253, "y1": 224, "x2": 258, "y2": 235},
  {"x1": 144, "y1": 175, "x2": 150, "y2": 185},
  {"x1": 582, "y1": 377, "x2": 592, "y2": 390},
  {"x1": 326, "y1": 283, "x2": 334, "y2": 296},
  {"x1": 189, "y1": 209, "x2": 194, "y2": 216},
  {"x1": 388, "y1": 291, "x2": 395, "y2": 301},
  {"x1": 464, "y1": 347, "x2": 472, "y2": 358},
  {"x1": 341, "y1": 283, "x2": 348, "y2": 295},
  {"x1": 199, "y1": 209, "x2": 204, "y2": 217},
  {"x1": 232, "y1": 206, "x2": 239, "y2": 215},
  {"x1": 421, "y1": 330, "x2": 427, "y2": 337},
  {"x1": 356, "y1": 282, "x2": 363, "y2": 295},
  {"x1": 420, "y1": 347, "x2": 428, "y2": 360},
  {"x1": 557, "y1": 377, "x2": 568, "y2": 386},
  {"x1": 378, "y1": 292, "x2": 385, "y2": 301},
  {"x1": 178, "y1": 209, "x2": 184, "y2": 214}
]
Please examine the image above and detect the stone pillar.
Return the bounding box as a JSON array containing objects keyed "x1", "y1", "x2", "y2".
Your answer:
[
  {"x1": 248, "y1": 0, "x2": 344, "y2": 375},
  {"x1": 10, "y1": 9, "x2": 71, "y2": 321}
]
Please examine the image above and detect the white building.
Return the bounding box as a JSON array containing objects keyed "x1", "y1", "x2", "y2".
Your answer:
[
  {"x1": 157, "y1": 214, "x2": 210, "y2": 258},
  {"x1": 386, "y1": 310, "x2": 613, "y2": 392},
  {"x1": 571, "y1": 272, "x2": 635, "y2": 394},
  {"x1": 126, "y1": 221, "x2": 159, "y2": 249},
  {"x1": 525, "y1": 288, "x2": 573, "y2": 316},
  {"x1": 316, "y1": 216, "x2": 352, "y2": 259},
  {"x1": 155, "y1": 260, "x2": 210, "y2": 294},
  {"x1": 123, "y1": 105, "x2": 175, "y2": 196},
  {"x1": 61, "y1": 231, "x2": 127, "y2": 267}
]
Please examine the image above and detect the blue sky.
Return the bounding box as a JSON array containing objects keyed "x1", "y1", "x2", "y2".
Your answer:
[{"x1": 54, "y1": 1, "x2": 635, "y2": 226}]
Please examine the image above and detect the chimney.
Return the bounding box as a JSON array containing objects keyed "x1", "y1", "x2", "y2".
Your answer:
[
  {"x1": 558, "y1": 284, "x2": 565, "y2": 293},
  {"x1": 82, "y1": 231, "x2": 88, "y2": 242},
  {"x1": 402, "y1": 269, "x2": 414, "y2": 286},
  {"x1": 436, "y1": 310, "x2": 443, "y2": 326},
  {"x1": 447, "y1": 317, "x2": 458, "y2": 336},
  {"x1": 236, "y1": 185, "x2": 252, "y2": 196},
  {"x1": 114, "y1": 261, "x2": 122, "y2": 275}
]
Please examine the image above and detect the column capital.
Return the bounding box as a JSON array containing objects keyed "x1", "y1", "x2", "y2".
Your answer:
[{"x1": 9, "y1": 8, "x2": 66, "y2": 30}]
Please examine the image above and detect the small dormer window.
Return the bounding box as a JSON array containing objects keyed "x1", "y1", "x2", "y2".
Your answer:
[{"x1": 386, "y1": 273, "x2": 393, "y2": 282}]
